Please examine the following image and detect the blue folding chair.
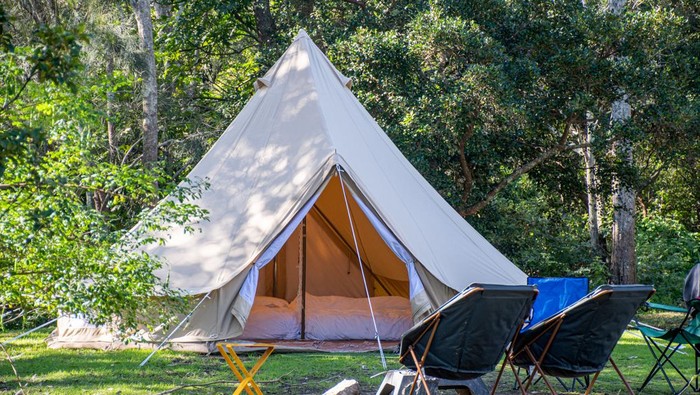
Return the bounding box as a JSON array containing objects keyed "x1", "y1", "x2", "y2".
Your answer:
[
  {"x1": 516, "y1": 277, "x2": 589, "y2": 391},
  {"x1": 527, "y1": 277, "x2": 589, "y2": 327}
]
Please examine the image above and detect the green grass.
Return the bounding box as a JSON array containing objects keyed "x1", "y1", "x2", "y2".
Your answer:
[{"x1": 0, "y1": 323, "x2": 698, "y2": 394}]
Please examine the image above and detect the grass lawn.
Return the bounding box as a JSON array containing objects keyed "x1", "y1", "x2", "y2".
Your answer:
[{"x1": 0, "y1": 322, "x2": 696, "y2": 394}]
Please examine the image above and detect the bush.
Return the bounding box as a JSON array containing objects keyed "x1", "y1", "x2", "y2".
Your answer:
[{"x1": 637, "y1": 216, "x2": 700, "y2": 305}]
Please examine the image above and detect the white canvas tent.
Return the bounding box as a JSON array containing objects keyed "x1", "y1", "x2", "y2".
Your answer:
[{"x1": 49, "y1": 30, "x2": 526, "y2": 351}]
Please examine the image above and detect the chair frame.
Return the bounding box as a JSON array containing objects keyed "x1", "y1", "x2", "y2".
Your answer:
[
  {"x1": 217, "y1": 342, "x2": 275, "y2": 395},
  {"x1": 398, "y1": 286, "x2": 531, "y2": 395},
  {"x1": 514, "y1": 277, "x2": 590, "y2": 393},
  {"x1": 638, "y1": 302, "x2": 700, "y2": 395},
  {"x1": 493, "y1": 289, "x2": 635, "y2": 395},
  {"x1": 400, "y1": 311, "x2": 442, "y2": 395}
]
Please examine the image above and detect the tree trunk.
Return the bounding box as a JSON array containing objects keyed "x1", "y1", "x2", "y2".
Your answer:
[
  {"x1": 130, "y1": 0, "x2": 159, "y2": 166},
  {"x1": 253, "y1": 0, "x2": 277, "y2": 45},
  {"x1": 294, "y1": 0, "x2": 314, "y2": 19},
  {"x1": 581, "y1": 117, "x2": 606, "y2": 263},
  {"x1": 610, "y1": 114, "x2": 636, "y2": 283},
  {"x1": 106, "y1": 55, "x2": 117, "y2": 163},
  {"x1": 610, "y1": 139, "x2": 636, "y2": 283},
  {"x1": 607, "y1": 0, "x2": 636, "y2": 284},
  {"x1": 153, "y1": 1, "x2": 171, "y2": 19}
]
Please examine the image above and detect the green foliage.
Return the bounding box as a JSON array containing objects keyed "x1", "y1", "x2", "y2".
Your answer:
[
  {"x1": 0, "y1": 0, "x2": 697, "y2": 335},
  {"x1": 637, "y1": 217, "x2": 700, "y2": 305},
  {"x1": 29, "y1": 24, "x2": 88, "y2": 88},
  {"x1": 0, "y1": 6, "x2": 208, "y2": 333},
  {"x1": 472, "y1": 175, "x2": 609, "y2": 286},
  {"x1": 0, "y1": 79, "x2": 210, "y2": 331}
]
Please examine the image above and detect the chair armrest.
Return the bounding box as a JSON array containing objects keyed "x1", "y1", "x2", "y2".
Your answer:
[{"x1": 646, "y1": 302, "x2": 689, "y2": 313}]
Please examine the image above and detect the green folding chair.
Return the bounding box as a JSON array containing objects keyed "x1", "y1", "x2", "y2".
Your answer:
[
  {"x1": 637, "y1": 301, "x2": 700, "y2": 394},
  {"x1": 637, "y1": 263, "x2": 700, "y2": 394}
]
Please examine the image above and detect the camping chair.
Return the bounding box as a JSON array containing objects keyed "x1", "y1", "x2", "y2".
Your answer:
[
  {"x1": 637, "y1": 301, "x2": 700, "y2": 394},
  {"x1": 394, "y1": 283, "x2": 537, "y2": 395},
  {"x1": 517, "y1": 277, "x2": 589, "y2": 391},
  {"x1": 527, "y1": 277, "x2": 589, "y2": 327},
  {"x1": 637, "y1": 263, "x2": 700, "y2": 394},
  {"x1": 494, "y1": 284, "x2": 655, "y2": 395}
]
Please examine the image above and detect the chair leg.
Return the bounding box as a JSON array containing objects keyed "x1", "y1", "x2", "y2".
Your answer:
[
  {"x1": 408, "y1": 346, "x2": 432, "y2": 395},
  {"x1": 491, "y1": 352, "x2": 510, "y2": 395},
  {"x1": 523, "y1": 346, "x2": 558, "y2": 395},
  {"x1": 492, "y1": 354, "x2": 527, "y2": 395},
  {"x1": 508, "y1": 361, "x2": 528, "y2": 395},
  {"x1": 609, "y1": 357, "x2": 634, "y2": 395},
  {"x1": 694, "y1": 347, "x2": 700, "y2": 392},
  {"x1": 583, "y1": 370, "x2": 602, "y2": 395},
  {"x1": 639, "y1": 334, "x2": 690, "y2": 394}
]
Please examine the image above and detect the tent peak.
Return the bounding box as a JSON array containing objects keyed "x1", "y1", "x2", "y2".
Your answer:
[{"x1": 296, "y1": 29, "x2": 310, "y2": 40}]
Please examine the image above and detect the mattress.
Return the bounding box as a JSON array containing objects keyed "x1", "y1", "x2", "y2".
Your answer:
[
  {"x1": 237, "y1": 294, "x2": 413, "y2": 341},
  {"x1": 238, "y1": 296, "x2": 300, "y2": 340},
  {"x1": 296, "y1": 294, "x2": 413, "y2": 341}
]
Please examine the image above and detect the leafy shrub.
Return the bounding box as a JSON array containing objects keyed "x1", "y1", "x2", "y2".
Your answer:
[{"x1": 637, "y1": 216, "x2": 700, "y2": 305}]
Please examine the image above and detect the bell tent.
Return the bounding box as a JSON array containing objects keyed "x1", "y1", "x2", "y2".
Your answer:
[{"x1": 49, "y1": 30, "x2": 526, "y2": 351}]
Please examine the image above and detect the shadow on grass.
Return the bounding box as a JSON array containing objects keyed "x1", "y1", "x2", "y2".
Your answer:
[{"x1": 1, "y1": 329, "x2": 698, "y2": 394}]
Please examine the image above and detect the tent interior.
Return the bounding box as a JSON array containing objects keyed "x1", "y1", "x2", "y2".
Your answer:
[{"x1": 235, "y1": 175, "x2": 416, "y2": 341}]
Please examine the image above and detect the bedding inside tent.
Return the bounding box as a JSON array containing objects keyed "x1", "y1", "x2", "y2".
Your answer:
[{"x1": 236, "y1": 176, "x2": 415, "y2": 341}]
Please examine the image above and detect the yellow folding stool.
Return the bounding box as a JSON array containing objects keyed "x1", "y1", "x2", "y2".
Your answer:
[{"x1": 217, "y1": 342, "x2": 275, "y2": 395}]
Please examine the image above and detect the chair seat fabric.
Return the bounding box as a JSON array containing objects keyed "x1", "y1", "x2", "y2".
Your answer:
[
  {"x1": 399, "y1": 283, "x2": 537, "y2": 380},
  {"x1": 512, "y1": 285, "x2": 655, "y2": 378},
  {"x1": 527, "y1": 277, "x2": 588, "y2": 328},
  {"x1": 638, "y1": 325, "x2": 700, "y2": 345}
]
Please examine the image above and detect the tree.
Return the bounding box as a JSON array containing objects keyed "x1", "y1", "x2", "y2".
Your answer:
[
  {"x1": 607, "y1": 0, "x2": 637, "y2": 284},
  {"x1": 130, "y1": 0, "x2": 159, "y2": 166},
  {"x1": 0, "y1": 1, "x2": 207, "y2": 332},
  {"x1": 1, "y1": 0, "x2": 696, "y2": 330}
]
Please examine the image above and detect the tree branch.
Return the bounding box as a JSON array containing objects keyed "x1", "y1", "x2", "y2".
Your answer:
[
  {"x1": 0, "y1": 343, "x2": 26, "y2": 395},
  {"x1": 460, "y1": 119, "x2": 576, "y2": 217},
  {"x1": 2, "y1": 66, "x2": 38, "y2": 113},
  {"x1": 0, "y1": 182, "x2": 28, "y2": 190},
  {"x1": 638, "y1": 162, "x2": 669, "y2": 193}
]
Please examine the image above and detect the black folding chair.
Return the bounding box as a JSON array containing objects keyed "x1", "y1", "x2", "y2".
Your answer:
[
  {"x1": 396, "y1": 283, "x2": 537, "y2": 395},
  {"x1": 494, "y1": 284, "x2": 655, "y2": 395}
]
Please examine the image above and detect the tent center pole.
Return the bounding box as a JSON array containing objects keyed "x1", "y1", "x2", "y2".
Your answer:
[
  {"x1": 272, "y1": 256, "x2": 278, "y2": 298},
  {"x1": 300, "y1": 217, "x2": 307, "y2": 340}
]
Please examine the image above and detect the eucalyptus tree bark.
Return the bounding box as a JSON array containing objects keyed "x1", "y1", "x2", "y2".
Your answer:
[
  {"x1": 130, "y1": 0, "x2": 159, "y2": 166},
  {"x1": 607, "y1": 0, "x2": 637, "y2": 284},
  {"x1": 610, "y1": 98, "x2": 636, "y2": 284}
]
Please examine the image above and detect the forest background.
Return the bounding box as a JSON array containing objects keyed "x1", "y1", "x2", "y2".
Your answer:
[{"x1": 0, "y1": 0, "x2": 698, "y2": 331}]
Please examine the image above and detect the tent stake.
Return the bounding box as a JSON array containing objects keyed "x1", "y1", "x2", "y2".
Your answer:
[
  {"x1": 337, "y1": 165, "x2": 387, "y2": 369},
  {"x1": 139, "y1": 291, "x2": 211, "y2": 367}
]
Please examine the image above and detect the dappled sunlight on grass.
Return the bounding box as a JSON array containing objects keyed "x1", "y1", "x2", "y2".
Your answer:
[{"x1": 2, "y1": 326, "x2": 699, "y2": 394}]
